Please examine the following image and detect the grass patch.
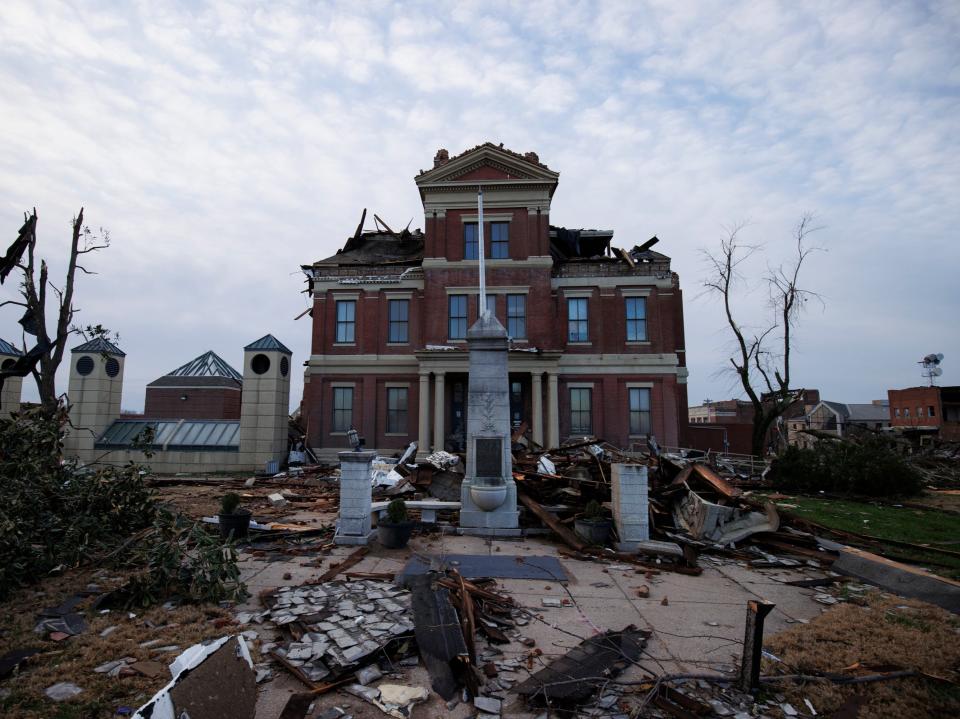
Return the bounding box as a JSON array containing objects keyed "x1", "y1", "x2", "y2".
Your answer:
[
  {"x1": 765, "y1": 591, "x2": 960, "y2": 718},
  {"x1": 757, "y1": 493, "x2": 960, "y2": 578}
]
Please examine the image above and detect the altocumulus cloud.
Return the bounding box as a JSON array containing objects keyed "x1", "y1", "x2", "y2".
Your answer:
[{"x1": 0, "y1": 0, "x2": 957, "y2": 411}]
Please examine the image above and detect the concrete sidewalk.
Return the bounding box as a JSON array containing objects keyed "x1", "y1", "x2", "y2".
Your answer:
[{"x1": 235, "y1": 527, "x2": 829, "y2": 718}]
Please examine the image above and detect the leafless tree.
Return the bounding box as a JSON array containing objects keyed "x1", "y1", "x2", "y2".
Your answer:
[
  {"x1": 702, "y1": 214, "x2": 822, "y2": 456},
  {"x1": 0, "y1": 208, "x2": 109, "y2": 415}
]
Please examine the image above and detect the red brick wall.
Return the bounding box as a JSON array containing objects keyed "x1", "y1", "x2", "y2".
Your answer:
[
  {"x1": 304, "y1": 374, "x2": 422, "y2": 451},
  {"x1": 888, "y1": 386, "x2": 942, "y2": 427},
  {"x1": 687, "y1": 423, "x2": 754, "y2": 455},
  {"x1": 144, "y1": 387, "x2": 241, "y2": 420}
]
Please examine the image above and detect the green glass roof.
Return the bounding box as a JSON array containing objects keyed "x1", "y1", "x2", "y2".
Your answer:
[{"x1": 96, "y1": 419, "x2": 239, "y2": 451}]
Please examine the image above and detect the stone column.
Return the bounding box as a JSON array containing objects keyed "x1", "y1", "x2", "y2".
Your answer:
[
  {"x1": 336, "y1": 450, "x2": 376, "y2": 545},
  {"x1": 611, "y1": 463, "x2": 649, "y2": 551},
  {"x1": 418, "y1": 372, "x2": 430, "y2": 458},
  {"x1": 546, "y1": 372, "x2": 559, "y2": 449},
  {"x1": 433, "y1": 371, "x2": 445, "y2": 452},
  {"x1": 531, "y1": 372, "x2": 543, "y2": 446}
]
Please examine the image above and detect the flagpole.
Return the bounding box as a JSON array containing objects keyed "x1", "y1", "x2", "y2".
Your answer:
[{"x1": 478, "y1": 186, "x2": 487, "y2": 319}]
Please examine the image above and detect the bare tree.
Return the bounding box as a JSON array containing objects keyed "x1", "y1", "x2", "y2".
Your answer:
[
  {"x1": 0, "y1": 209, "x2": 109, "y2": 415},
  {"x1": 703, "y1": 215, "x2": 822, "y2": 457}
]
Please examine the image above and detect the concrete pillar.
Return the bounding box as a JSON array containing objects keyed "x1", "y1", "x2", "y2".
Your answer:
[
  {"x1": 63, "y1": 338, "x2": 125, "y2": 459},
  {"x1": 611, "y1": 463, "x2": 649, "y2": 551},
  {"x1": 418, "y1": 372, "x2": 430, "y2": 458},
  {"x1": 238, "y1": 334, "x2": 292, "y2": 471},
  {"x1": 531, "y1": 372, "x2": 543, "y2": 446},
  {"x1": 0, "y1": 341, "x2": 23, "y2": 417},
  {"x1": 546, "y1": 372, "x2": 559, "y2": 449},
  {"x1": 335, "y1": 450, "x2": 376, "y2": 545},
  {"x1": 433, "y1": 371, "x2": 445, "y2": 452}
]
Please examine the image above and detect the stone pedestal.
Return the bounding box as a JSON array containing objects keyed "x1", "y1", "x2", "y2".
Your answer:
[
  {"x1": 336, "y1": 450, "x2": 377, "y2": 545},
  {"x1": 458, "y1": 313, "x2": 520, "y2": 537},
  {"x1": 611, "y1": 463, "x2": 649, "y2": 551}
]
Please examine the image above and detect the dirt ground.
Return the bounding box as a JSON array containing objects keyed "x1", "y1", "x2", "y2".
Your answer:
[
  {"x1": 765, "y1": 590, "x2": 960, "y2": 718},
  {"x1": 0, "y1": 566, "x2": 239, "y2": 719}
]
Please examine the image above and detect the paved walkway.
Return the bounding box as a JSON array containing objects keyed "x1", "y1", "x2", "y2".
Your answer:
[{"x1": 235, "y1": 526, "x2": 828, "y2": 718}]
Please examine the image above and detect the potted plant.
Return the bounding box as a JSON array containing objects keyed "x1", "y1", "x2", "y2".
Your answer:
[
  {"x1": 378, "y1": 499, "x2": 414, "y2": 549},
  {"x1": 574, "y1": 500, "x2": 612, "y2": 545},
  {"x1": 218, "y1": 492, "x2": 252, "y2": 540}
]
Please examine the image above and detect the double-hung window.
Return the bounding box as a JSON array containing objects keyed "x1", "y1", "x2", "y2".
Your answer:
[
  {"x1": 464, "y1": 222, "x2": 479, "y2": 260},
  {"x1": 332, "y1": 387, "x2": 353, "y2": 432},
  {"x1": 567, "y1": 297, "x2": 589, "y2": 342},
  {"x1": 625, "y1": 297, "x2": 647, "y2": 341},
  {"x1": 335, "y1": 300, "x2": 356, "y2": 343},
  {"x1": 629, "y1": 388, "x2": 652, "y2": 435},
  {"x1": 569, "y1": 387, "x2": 593, "y2": 435},
  {"x1": 449, "y1": 295, "x2": 467, "y2": 339},
  {"x1": 490, "y1": 222, "x2": 509, "y2": 258},
  {"x1": 386, "y1": 387, "x2": 408, "y2": 434},
  {"x1": 485, "y1": 294, "x2": 496, "y2": 319},
  {"x1": 506, "y1": 294, "x2": 526, "y2": 339},
  {"x1": 388, "y1": 299, "x2": 409, "y2": 343}
]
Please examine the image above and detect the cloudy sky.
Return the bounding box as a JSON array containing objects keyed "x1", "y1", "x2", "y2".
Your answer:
[{"x1": 1, "y1": 0, "x2": 957, "y2": 414}]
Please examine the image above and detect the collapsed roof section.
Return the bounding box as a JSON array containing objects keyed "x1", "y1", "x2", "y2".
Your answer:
[{"x1": 302, "y1": 218, "x2": 671, "y2": 285}]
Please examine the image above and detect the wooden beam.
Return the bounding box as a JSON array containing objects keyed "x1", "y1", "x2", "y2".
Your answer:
[{"x1": 518, "y1": 491, "x2": 588, "y2": 552}]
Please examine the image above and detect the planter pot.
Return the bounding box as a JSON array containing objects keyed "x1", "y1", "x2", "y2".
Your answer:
[
  {"x1": 378, "y1": 520, "x2": 414, "y2": 549},
  {"x1": 219, "y1": 509, "x2": 252, "y2": 540},
  {"x1": 470, "y1": 483, "x2": 508, "y2": 511},
  {"x1": 574, "y1": 518, "x2": 612, "y2": 545}
]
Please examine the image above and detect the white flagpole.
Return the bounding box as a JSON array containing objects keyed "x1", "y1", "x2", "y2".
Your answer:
[{"x1": 478, "y1": 187, "x2": 487, "y2": 319}]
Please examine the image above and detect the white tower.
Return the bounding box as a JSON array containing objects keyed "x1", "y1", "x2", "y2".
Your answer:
[
  {"x1": 238, "y1": 335, "x2": 292, "y2": 471},
  {"x1": 0, "y1": 338, "x2": 24, "y2": 417},
  {"x1": 64, "y1": 337, "x2": 125, "y2": 457}
]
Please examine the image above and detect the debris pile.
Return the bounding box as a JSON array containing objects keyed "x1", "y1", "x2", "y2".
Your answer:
[{"x1": 258, "y1": 580, "x2": 414, "y2": 686}]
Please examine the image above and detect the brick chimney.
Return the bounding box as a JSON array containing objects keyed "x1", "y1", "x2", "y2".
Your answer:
[
  {"x1": 523, "y1": 151, "x2": 539, "y2": 164},
  {"x1": 434, "y1": 148, "x2": 449, "y2": 167}
]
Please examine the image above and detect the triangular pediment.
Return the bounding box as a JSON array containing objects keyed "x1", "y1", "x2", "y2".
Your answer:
[{"x1": 416, "y1": 143, "x2": 559, "y2": 186}]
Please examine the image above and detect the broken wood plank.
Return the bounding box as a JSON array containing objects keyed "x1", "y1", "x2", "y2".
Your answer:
[
  {"x1": 518, "y1": 491, "x2": 588, "y2": 552},
  {"x1": 514, "y1": 626, "x2": 647, "y2": 704},
  {"x1": 315, "y1": 547, "x2": 368, "y2": 582}
]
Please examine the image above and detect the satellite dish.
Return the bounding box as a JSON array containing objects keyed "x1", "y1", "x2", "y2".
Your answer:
[{"x1": 920, "y1": 353, "x2": 945, "y2": 385}]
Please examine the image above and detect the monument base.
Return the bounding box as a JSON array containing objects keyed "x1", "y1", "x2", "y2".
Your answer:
[
  {"x1": 458, "y1": 526, "x2": 523, "y2": 537},
  {"x1": 334, "y1": 525, "x2": 377, "y2": 546},
  {"x1": 458, "y1": 476, "x2": 520, "y2": 536}
]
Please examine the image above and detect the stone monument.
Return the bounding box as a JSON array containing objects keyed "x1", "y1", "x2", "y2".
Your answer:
[{"x1": 458, "y1": 187, "x2": 520, "y2": 536}]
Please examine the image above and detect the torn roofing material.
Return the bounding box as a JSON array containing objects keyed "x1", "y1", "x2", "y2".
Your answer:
[
  {"x1": 513, "y1": 626, "x2": 648, "y2": 704},
  {"x1": 163, "y1": 350, "x2": 242, "y2": 381},
  {"x1": 71, "y1": 337, "x2": 125, "y2": 356}
]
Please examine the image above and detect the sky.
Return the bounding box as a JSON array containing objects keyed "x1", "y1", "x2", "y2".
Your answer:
[{"x1": 1, "y1": 0, "x2": 958, "y2": 414}]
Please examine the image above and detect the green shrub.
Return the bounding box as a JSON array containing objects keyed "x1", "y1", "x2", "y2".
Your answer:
[
  {"x1": 386, "y1": 498, "x2": 408, "y2": 524},
  {"x1": 769, "y1": 435, "x2": 922, "y2": 497},
  {"x1": 0, "y1": 405, "x2": 158, "y2": 600},
  {"x1": 220, "y1": 492, "x2": 241, "y2": 515},
  {"x1": 0, "y1": 405, "x2": 245, "y2": 606}
]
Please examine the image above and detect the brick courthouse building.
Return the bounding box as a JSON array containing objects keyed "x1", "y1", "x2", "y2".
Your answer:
[{"x1": 300, "y1": 143, "x2": 688, "y2": 460}]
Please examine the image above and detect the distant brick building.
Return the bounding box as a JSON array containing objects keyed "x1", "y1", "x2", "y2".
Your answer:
[
  {"x1": 300, "y1": 143, "x2": 689, "y2": 459},
  {"x1": 888, "y1": 386, "x2": 960, "y2": 441},
  {"x1": 144, "y1": 351, "x2": 243, "y2": 420},
  {"x1": 688, "y1": 399, "x2": 753, "y2": 424}
]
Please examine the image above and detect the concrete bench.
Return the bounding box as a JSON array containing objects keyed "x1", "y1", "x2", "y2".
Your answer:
[{"x1": 371, "y1": 500, "x2": 462, "y2": 524}]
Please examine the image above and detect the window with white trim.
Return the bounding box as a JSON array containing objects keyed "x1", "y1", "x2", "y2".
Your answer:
[
  {"x1": 569, "y1": 387, "x2": 592, "y2": 435},
  {"x1": 629, "y1": 387, "x2": 651, "y2": 435},
  {"x1": 388, "y1": 299, "x2": 409, "y2": 343},
  {"x1": 332, "y1": 387, "x2": 353, "y2": 432},
  {"x1": 449, "y1": 295, "x2": 467, "y2": 339},
  {"x1": 567, "y1": 298, "x2": 588, "y2": 342},
  {"x1": 335, "y1": 300, "x2": 355, "y2": 343},
  {"x1": 507, "y1": 294, "x2": 526, "y2": 339},
  {"x1": 625, "y1": 297, "x2": 647, "y2": 341},
  {"x1": 386, "y1": 387, "x2": 408, "y2": 434}
]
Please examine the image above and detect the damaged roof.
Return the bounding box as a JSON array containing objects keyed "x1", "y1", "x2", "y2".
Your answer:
[{"x1": 310, "y1": 229, "x2": 425, "y2": 268}]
